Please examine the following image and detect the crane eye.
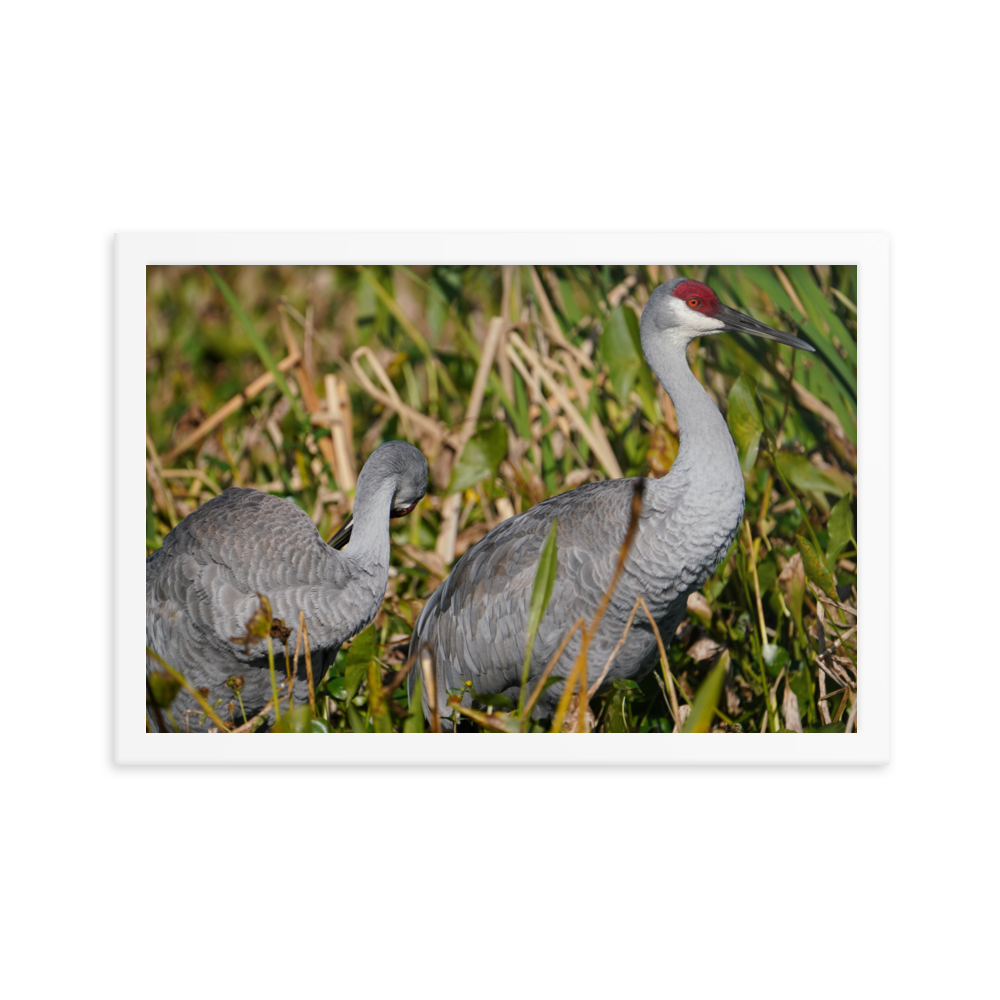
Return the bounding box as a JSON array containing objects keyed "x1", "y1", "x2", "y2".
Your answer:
[{"x1": 687, "y1": 297, "x2": 700, "y2": 308}]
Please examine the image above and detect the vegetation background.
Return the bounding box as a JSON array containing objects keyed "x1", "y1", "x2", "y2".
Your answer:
[{"x1": 146, "y1": 263, "x2": 857, "y2": 733}]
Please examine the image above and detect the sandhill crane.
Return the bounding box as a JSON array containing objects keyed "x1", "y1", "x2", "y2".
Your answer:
[
  {"x1": 409, "y1": 278, "x2": 815, "y2": 725},
  {"x1": 146, "y1": 439, "x2": 427, "y2": 731}
]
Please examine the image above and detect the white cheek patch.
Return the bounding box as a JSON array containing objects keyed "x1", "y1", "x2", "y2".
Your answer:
[
  {"x1": 691, "y1": 311, "x2": 725, "y2": 333},
  {"x1": 668, "y1": 296, "x2": 725, "y2": 334}
]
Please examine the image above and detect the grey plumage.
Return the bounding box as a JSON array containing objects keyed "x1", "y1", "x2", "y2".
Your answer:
[
  {"x1": 409, "y1": 278, "x2": 815, "y2": 723},
  {"x1": 146, "y1": 439, "x2": 427, "y2": 731}
]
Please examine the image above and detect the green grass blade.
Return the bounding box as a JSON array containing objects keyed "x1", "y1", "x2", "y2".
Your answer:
[
  {"x1": 358, "y1": 266, "x2": 432, "y2": 359},
  {"x1": 784, "y1": 266, "x2": 857, "y2": 364},
  {"x1": 780, "y1": 266, "x2": 857, "y2": 397},
  {"x1": 682, "y1": 650, "x2": 729, "y2": 733},
  {"x1": 737, "y1": 265, "x2": 803, "y2": 321},
  {"x1": 825, "y1": 495, "x2": 855, "y2": 569},
  {"x1": 205, "y1": 266, "x2": 307, "y2": 423},
  {"x1": 368, "y1": 658, "x2": 393, "y2": 733},
  {"x1": 404, "y1": 675, "x2": 425, "y2": 732},
  {"x1": 397, "y1": 265, "x2": 482, "y2": 360},
  {"x1": 727, "y1": 374, "x2": 763, "y2": 473},
  {"x1": 389, "y1": 266, "x2": 516, "y2": 412}
]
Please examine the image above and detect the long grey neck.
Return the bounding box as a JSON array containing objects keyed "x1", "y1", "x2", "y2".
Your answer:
[
  {"x1": 640, "y1": 331, "x2": 741, "y2": 497},
  {"x1": 342, "y1": 472, "x2": 395, "y2": 569}
]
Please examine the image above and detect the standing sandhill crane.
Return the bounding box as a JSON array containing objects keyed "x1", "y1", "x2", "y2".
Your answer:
[
  {"x1": 409, "y1": 278, "x2": 815, "y2": 725},
  {"x1": 147, "y1": 439, "x2": 427, "y2": 731}
]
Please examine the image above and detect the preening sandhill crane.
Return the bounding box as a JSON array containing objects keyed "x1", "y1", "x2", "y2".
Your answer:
[
  {"x1": 146, "y1": 440, "x2": 427, "y2": 731},
  {"x1": 409, "y1": 278, "x2": 815, "y2": 724}
]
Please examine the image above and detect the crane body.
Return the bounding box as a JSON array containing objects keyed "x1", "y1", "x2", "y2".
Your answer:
[
  {"x1": 409, "y1": 279, "x2": 815, "y2": 723},
  {"x1": 146, "y1": 440, "x2": 427, "y2": 731}
]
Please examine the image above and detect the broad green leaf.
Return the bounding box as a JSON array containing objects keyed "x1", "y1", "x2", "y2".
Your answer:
[
  {"x1": 615, "y1": 679, "x2": 641, "y2": 694},
  {"x1": 775, "y1": 452, "x2": 852, "y2": 512},
  {"x1": 147, "y1": 670, "x2": 180, "y2": 708},
  {"x1": 448, "y1": 421, "x2": 509, "y2": 494},
  {"x1": 403, "y1": 675, "x2": 424, "y2": 732},
  {"x1": 731, "y1": 610, "x2": 751, "y2": 642},
  {"x1": 310, "y1": 717, "x2": 332, "y2": 733},
  {"x1": 778, "y1": 553, "x2": 806, "y2": 637},
  {"x1": 324, "y1": 675, "x2": 347, "y2": 701},
  {"x1": 601, "y1": 688, "x2": 632, "y2": 733},
  {"x1": 599, "y1": 305, "x2": 656, "y2": 419},
  {"x1": 756, "y1": 554, "x2": 777, "y2": 596},
  {"x1": 344, "y1": 624, "x2": 377, "y2": 702},
  {"x1": 682, "y1": 650, "x2": 729, "y2": 733},
  {"x1": 815, "y1": 721, "x2": 847, "y2": 733},
  {"x1": 788, "y1": 668, "x2": 817, "y2": 727},
  {"x1": 394, "y1": 599, "x2": 417, "y2": 628},
  {"x1": 762, "y1": 643, "x2": 790, "y2": 679},
  {"x1": 271, "y1": 705, "x2": 313, "y2": 732},
  {"x1": 727, "y1": 375, "x2": 764, "y2": 473},
  {"x1": 345, "y1": 702, "x2": 368, "y2": 733},
  {"x1": 517, "y1": 518, "x2": 559, "y2": 717},
  {"x1": 795, "y1": 536, "x2": 838, "y2": 600},
  {"x1": 632, "y1": 347, "x2": 657, "y2": 421},
  {"x1": 826, "y1": 495, "x2": 855, "y2": 568}
]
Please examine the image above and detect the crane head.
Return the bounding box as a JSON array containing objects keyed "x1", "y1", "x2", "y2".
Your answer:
[
  {"x1": 387, "y1": 441, "x2": 430, "y2": 516},
  {"x1": 327, "y1": 440, "x2": 428, "y2": 549},
  {"x1": 643, "y1": 278, "x2": 815, "y2": 352}
]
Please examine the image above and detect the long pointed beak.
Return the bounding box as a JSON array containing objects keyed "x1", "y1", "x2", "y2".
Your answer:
[
  {"x1": 328, "y1": 513, "x2": 353, "y2": 550},
  {"x1": 717, "y1": 304, "x2": 815, "y2": 352}
]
